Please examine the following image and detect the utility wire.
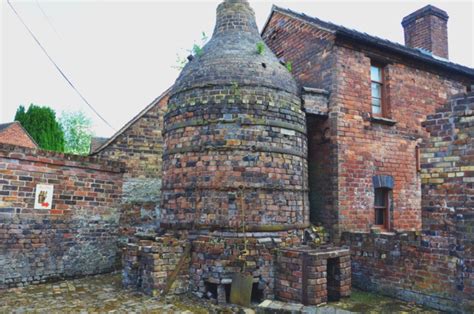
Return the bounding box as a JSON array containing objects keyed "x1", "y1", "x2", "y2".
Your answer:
[
  {"x1": 35, "y1": 0, "x2": 62, "y2": 40},
  {"x1": 7, "y1": 0, "x2": 116, "y2": 131}
]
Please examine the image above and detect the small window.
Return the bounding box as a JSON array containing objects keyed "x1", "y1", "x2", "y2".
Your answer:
[
  {"x1": 415, "y1": 146, "x2": 421, "y2": 172},
  {"x1": 371, "y1": 64, "x2": 385, "y2": 116},
  {"x1": 374, "y1": 188, "x2": 390, "y2": 229}
]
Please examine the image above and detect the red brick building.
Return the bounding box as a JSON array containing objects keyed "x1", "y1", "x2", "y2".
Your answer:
[
  {"x1": 262, "y1": 5, "x2": 474, "y2": 240},
  {"x1": 0, "y1": 122, "x2": 38, "y2": 149}
]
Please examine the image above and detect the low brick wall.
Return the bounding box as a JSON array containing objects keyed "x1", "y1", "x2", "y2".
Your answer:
[
  {"x1": 0, "y1": 144, "x2": 124, "y2": 288},
  {"x1": 190, "y1": 232, "x2": 302, "y2": 303},
  {"x1": 342, "y1": 231, "x2": 471, "y2": 312},
  {"x1": 275, "y1": 247, "x2": 350, "y2": 305},
  {"x1": 123, "y1": 235, "x2": 190, "y2": 296}
]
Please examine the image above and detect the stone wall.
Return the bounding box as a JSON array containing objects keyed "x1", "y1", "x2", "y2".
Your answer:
[{"x1": 0, "y1": 144, "x2": 124, "y2": 288}]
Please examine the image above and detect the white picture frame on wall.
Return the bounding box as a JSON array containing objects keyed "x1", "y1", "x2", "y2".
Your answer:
[{"x1": 34, "y1": 184, "x2": 54, "y2": 210}]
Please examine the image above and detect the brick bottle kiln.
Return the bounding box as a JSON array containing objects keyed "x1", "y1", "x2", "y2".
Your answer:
[{"x1": 123, "y1": 0, "x2": 351, "y2": 305}]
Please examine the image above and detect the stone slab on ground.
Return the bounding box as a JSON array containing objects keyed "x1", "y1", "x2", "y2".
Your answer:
[{"x1": 256, "y1": 300, "x2": 354, "y2": 314}]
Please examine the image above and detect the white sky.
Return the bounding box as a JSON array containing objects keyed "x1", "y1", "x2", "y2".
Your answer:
[{"x1": 1, "y1": 0, "x2": 473, "y2": 137}]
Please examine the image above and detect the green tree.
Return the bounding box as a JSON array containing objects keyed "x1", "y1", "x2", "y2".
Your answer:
[
  {"x1": 14, "y1": 104, "x2": 65, "y2": 152},
  {"x1": 59, "y1": 111, "x2": 93, "y2": 155}
]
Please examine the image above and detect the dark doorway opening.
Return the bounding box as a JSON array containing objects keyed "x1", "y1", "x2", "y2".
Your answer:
[
  {"x1": 251, "y1": 282, "x2": 264, "y2": 303},
  {"x1": 205, "y1": 282, "x2": 218, "y2": 300},
  {"x1": 307, "y1": 115, "x2": 332, "y2": 227},
  {"x1": 327, "y1": 257, "x2": 341, "y2": 301}
]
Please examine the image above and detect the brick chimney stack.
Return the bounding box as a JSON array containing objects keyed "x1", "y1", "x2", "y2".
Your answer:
[{"x1": 402, "y1": 5, "x2": 449, "y2": 59}]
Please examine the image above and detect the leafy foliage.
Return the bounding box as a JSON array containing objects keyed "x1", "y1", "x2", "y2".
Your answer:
[
  {"x1": 14, "y1": 104, "x2": 65, "y2": 152},
  {"x1": 60, "y1": 111, "x2": 94, "y2": 155},
  {"x1": 174, "y1": 32, "x2": 209, "y2": 70},
  {"x1": 192, "y1": 44, "x2": 204, "y2": 57},
  {"x1": 256, "y1": 42, "x2": 265, "y2": 55}
]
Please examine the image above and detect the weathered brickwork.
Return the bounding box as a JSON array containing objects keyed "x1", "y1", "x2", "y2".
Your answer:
[
  {"x1": 340, "y1": 93, "x2": 474, "y2": 312},
  {"x1": 402, "y1": 5, "x2": 449, "y2": 58},
  {"x1": 93, "y1": 92, "x2": 169, "y2": 236},
  {"x1": 122, "y1": 1, "x2": 348, "y2": 307},
  {"x1": 0, "y1": 122, "x2": 38, "y2": 149},
  {"x1": 421, "y1": 92, "x2": 474, "y2": 309},
  {"x1": 421, "y1": 92, "x2": 474, "y2": 233},
  {"x1": 162, "y1": 0, "x2": 308, "y2": 231},
  {"x1": 261, "y1": 6, "x2": 474, "y2": 312},
  {"x1": 263, "y1": 10, "x2": 339, "y2": 239},
  {"x1": 0, "y1": 144, "x2": 124, "y2": 288},
  {"x1": 190, "y1": 231, "x2": 303, "y2": 303},
  {"x1": 94, "y1": 93, "x2": 169, "y2": 179},
  {"x1": 263, "y1": 8, "x2": 471, "y2": 238},
  {"x1": 122, "y1": 235, "x2": 190, "y2": 296},
  {"x1": 162, "y1": 86, "x2": 308, "y2": 228},
  {"x1": 330, "y1": 44, "x2": 467, "y2": 234},
  {"x1": 275, "y1": 247, "x2": 350, "y2": 305},
  {"x1": 342, "y1": 231, "x2": 472, "y2": 312}
]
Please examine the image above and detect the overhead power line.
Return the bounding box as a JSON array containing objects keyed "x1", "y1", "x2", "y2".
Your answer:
[
  {"x1": 7, "y1": 0, "x2": 116, "y2": 131},
  {"x1": 35, "y1": 0, "x2": 62, "y2": 40}
]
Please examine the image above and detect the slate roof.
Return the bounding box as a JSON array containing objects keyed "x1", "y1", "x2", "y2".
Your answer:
[
  {"x1": 0, "y1": 122, "x2": 15, "y2": 132},
  {"x1": 267, "y1": 6, "x2": 474, "y2": 79}
]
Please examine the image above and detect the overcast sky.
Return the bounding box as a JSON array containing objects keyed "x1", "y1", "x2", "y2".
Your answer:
[{"x1": 1, "y1": 0, "x2": 473, "y2": 137}]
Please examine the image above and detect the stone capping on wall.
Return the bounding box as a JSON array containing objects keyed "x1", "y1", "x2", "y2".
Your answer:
[
  {"x1": 401, "y1": 5, "x2": 449, "y2": 27},
  {"x1": 301, "y1": 87, "x2": 329, "y2": 116},
  {"x1": 0, "y1": 143, "x2": 125, "y2": 173}
]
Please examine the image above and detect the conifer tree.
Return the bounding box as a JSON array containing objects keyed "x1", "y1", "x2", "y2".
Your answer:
[{"x1": 14, "y1": 104, "x2": 65, "y2": 152}]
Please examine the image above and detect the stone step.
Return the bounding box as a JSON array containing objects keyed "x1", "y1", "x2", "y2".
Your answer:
[{"x1": 256, "y1": 300, "x2": 355, "y2": 314}]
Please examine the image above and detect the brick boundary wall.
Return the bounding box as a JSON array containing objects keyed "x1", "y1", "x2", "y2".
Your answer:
[
  {"x1": 0, "y1": 144, "x2": 125, "y2": 289},
  {"x1": 342, "y1": 92, "x2": 474, "y2": 313}
]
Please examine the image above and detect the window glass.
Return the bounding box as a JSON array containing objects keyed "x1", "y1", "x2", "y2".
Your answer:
[
  {"x1": 372, "y1": 99, "x2": 381, "y2": 114},
  {"x1": 374, "y1": 188, "x2": 386, "y2": 207},
  {"x1": 371, "y1": 64, "x2": 384, "y2": 115},
  {"x1": 375, "y1": 208, "x2": 385, "y2": 225},
  {"x1": 371, "y1": 82, "x2": 382, "y2": 98},
  {"x1": 371, "y1": 65, "x2": 382, "y2": 82}
]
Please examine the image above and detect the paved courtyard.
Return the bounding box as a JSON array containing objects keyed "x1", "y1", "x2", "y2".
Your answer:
[
  {"x1": 0, "y1": 273, "x2": 227, "y2": 314},
  {"x1": 0, "y1": 272, "x2": 439, "y2": 314}
]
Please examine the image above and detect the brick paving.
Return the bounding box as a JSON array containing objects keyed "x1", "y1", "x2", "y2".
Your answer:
[{"x1": 0, "y1": 273, "x2": 227, "y2": 313}]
